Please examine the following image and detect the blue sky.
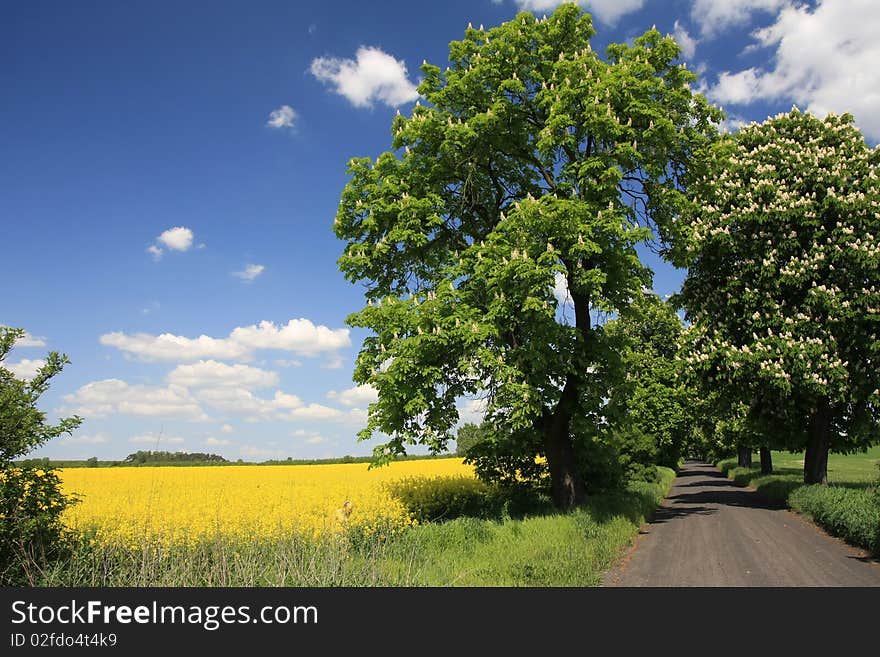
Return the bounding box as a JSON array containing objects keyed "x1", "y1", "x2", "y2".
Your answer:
[{"x1": 3, "y1": 0, "x2": 877, "y2": 461}]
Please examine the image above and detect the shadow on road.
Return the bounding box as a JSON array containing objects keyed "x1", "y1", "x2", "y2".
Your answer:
[{"x1": 643, "y1": 462, "x2": 787, "y2": 529}]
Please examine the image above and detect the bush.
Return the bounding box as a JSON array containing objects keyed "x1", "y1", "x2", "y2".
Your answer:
[
  {"x1": 0, "y1": 466, "x2": 76, "y2": 584},
  {"x1": 789, "y1": 485, "x2": 880, "y2": 554},
  {"x1": 386, "y1": 475, "x2": 550, "y2": 524},
  {"x1": 386, "y1": 476, "x2": 500, "y2": 523}
]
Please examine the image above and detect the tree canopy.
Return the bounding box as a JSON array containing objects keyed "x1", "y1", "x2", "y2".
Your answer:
[
  {"x1": 333, "y1": 5, "x2": 720, "y2": 508},
  {"x1": 675, "y1": 109, "x2": 880, "y2": 483}
]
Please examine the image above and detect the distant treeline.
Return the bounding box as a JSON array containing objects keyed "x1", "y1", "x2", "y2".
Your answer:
[{"x1": 15, "y1": 451, "x2": 458, "y2": 468}]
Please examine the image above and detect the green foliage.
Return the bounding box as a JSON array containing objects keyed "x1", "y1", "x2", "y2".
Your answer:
[
  {"x1": 676, "y1": 109, "x2": 880, "y2": 459},
  {"x1": 122, "y1": 450, "x2": 228, "y2": 465},
  {"x1": 0, "y1": 326, "x2": 82, "y2": 584},
  {"x1": 0, "y1": 467, "x2": 76, "y2": 584},
  {"x1": 455, "y1": 422, "x2": 487, "y2": 456},
  {"x1": 604, "y1": 292, "x2": 693, "y2": 471},
  {"x1": 789, "y1": 485, "x2": 880, "y2": 554},
  {"x1": 331, "y1": 5, "x2": 720, "y2": 500},
  {"x1": 386, "y1": 476, "x2": 500, "y2": 522}
]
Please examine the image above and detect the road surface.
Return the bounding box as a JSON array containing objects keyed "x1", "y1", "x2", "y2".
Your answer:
[{"x1": 603, "y1": 461, "x2": 880, "y2": 586}]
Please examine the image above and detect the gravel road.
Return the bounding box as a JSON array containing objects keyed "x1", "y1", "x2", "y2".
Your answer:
[{"x1": 603, "y1": 461, "x2": 880, "y2": 586}]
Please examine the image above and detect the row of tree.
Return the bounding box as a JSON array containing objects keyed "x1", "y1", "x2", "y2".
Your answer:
[{"x1": 333, "y1": 5, "x2": 880, "y2": 508}]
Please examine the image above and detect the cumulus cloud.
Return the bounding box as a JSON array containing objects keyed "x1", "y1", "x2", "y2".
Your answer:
[
  {"x1": 157, "y1": 226, "x2": 194, "y2": 251},
  {"x1": 62, "y1": 379, "x2": 208, "y2": 421},
  {"x1": 691, "y1": 0, "x2": 789, "y2": 37},
  {"x1": 239, "y1": 445, "x2": 282, "y2": 460},
  {"x1": 3, "y1": 358, "x2": 45, "y2": 380},
  {"x1": 146, "y1": 245, "x2": 164, "y2": 261},
  {"x1": 458, "y1": 398, "x2": 487, "y2": 425},
  {"x1": 706, "y1": 0, "x2": 880, "y2": 142},
  {"x1": 310, "y1": 46, "x2": 420, "y2": 108},
  {"x1": 167, "y1": 360, "x2": 279, "y2": 389},
  {"x1": 327, "y1": 384, "x2": 378, "y2": 408},
  {"x1": 229, "y1": 319, "x2": 351, "y2": 358},
  {"x1": 130, "y1": 433, "x2": 185, "y2": 446},
  {"x1": 672, "y1": 20, "x2": 698, "y2": 59},
  {"x1": 13, "y1": 331, "x2": 46, "y2": 348},
  {"x1": 502, "y1": 1, "x2": 645, "y2": 25},
  {"x1": 220, "y1": 424, "x2": 234, "y2": 434},
  {"x1": 233, "y1": 264, "x2": 265, "y2": 282},
  {"x1": 204, "y1": 436, "x2": 232, "y2": 447},
  {"x1": 267, "y1": 105, "x2": 297, "y2": 129},
  {"x1": 195, "y1": 387, "x2": 301, "y2": 417},
  {"x1": 286, "y1": 404, "x2": 342, "y2": 421},
  {"x1": 100, "y1": 318, "x2": 350, "y2": 362}
]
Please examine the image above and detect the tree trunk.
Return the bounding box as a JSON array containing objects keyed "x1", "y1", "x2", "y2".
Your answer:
[
  {"x1": 737, "y1": 445, "x2": 753, "y2": 468},
  {"x1": 804, "y1": 399, "x2": 830, "y2": 485},
  {"x1": 541, "y1": 398, "x2": 586, "y2": 510},
  {"x1": 760, "y1": 447, "x2": 773, "y2": 475}
]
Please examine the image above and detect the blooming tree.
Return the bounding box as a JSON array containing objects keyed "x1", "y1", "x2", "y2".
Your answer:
[
  {"x1": 333, "y1": 5, "x2": 720, "y2": 508},
  {"x1": 676, "y1": 109, "x2": 880, "y2": 484}
]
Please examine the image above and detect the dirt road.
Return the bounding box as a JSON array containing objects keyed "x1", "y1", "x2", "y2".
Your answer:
[{"x1": 603, "y1": 461, "x2": 880, "y2": 586}]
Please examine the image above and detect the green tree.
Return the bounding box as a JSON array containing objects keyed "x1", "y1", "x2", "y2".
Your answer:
[
  {"x1": 604, "y1": 292, "x2": 692, "y2": 475},
  {"x1": 676, "y1": 109, "x2": 880, "y2": 484},
  {"x1": 455, "y1": 422, "x2": 487, "y2": 457},
  {"x1": 1, "y1": 326, "x2": 82, "y2": 583},
  {"x1": 333, "y1": 6, "x2": 720, "y2": 508}
]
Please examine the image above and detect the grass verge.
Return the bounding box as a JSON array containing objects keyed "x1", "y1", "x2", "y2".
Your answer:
[{"x1": 29, "y1": 467, "x2": 675, "y2": 587}]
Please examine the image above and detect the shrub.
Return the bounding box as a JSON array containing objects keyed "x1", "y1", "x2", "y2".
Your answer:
[
  {"x1": 789, "y1": 485, "x2": 880, "y2": 554},
  {"x1": 0, "y1": 467, "x2": 76, "y2": 584},
  {"x1": 386, "y1": 476, "x2": 500, "y2": 523}
]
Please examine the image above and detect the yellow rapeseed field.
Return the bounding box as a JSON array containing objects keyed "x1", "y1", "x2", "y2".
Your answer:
[{"x1": 58, "y1": 459, "x2": 474, "y2": 547}]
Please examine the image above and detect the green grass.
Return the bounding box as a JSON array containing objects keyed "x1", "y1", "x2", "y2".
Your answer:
[
  {"x1": 717, "y1": 447, "x2": 880, "y2": 554},
  {"x1": 30, "y1": 468, "x2": 675, "y2": 587}
]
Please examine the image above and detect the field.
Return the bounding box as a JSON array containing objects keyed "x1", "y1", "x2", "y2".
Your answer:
[
  {"x1": 59, "y1": 459, "x2": 473, "y2": 546},
  {"x1": 33, "y1": 459, "x2": 676, "y2": 586}
]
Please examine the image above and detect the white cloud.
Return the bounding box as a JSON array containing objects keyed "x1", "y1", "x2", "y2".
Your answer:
[
  {"x1": 146, "y1": 244, "x2": 164, "y2": 261},
  {"x1": 233, "y1": 264, "x2": 266, "y2": 282},
  {"x1": 167, "y1": 360, "x2": 279, "y2": 389},
  {"x1": 327, "y1": 384, "x2": 378, "y2": 408},
  {"x1": 229, "y1": 319, "x2": 351, "y2": 357},
  {"x1": 157, "y1": 226, "x2": 194, "y2": 251},
  {"x1": 13, "y1": 331, "x2": 46, "y2": 348},
  {"x1": 62, "y1": 379, "x2": 208, "y2": 421},
  {"x1": 458, "y1": 398, "x2": 487, "y2": 425},
  {"x1": 220, "y1": 424, "x2": 234, "y2": 434},
  {"x1": 286, "y1": 404, "x2": 342, "y2": 421},
  {"x1": 3, "y1": 358, "x2": 45, "y2": 380},
  {"x1": 100, "y1": 319, "x2": 350, "y2": 362},
  {"x1": 195, "y1": 387, "x2": 301, "y2": 417},
  {"x1": 706, "y1": 0, "x2": 880, "y2": 142},
  {"x1": 310, "y1": 46, "x2": 420, "y2": 108},
  {"x1": 672, "y1": 20, "x2": 697, "y2": 60},
  {"x1": 274, "y1": 359, "x2": 303, "y2": 368},
  {"x1": 100, "y1": 331, "x2": 250, "y2": 362},
  {"x1": 267, "y1": 105, "x2": 297, "y2": 129},
  {"x1": 505, "y1": 1, "x2": 645, "y2": 25},
  {"x1": 307, "y1": 435, "x2": 327, "y2": 445},
  {"x1": 691, "y1": 0, "x2": 789, "y2": 37},
  {"x1": 204, "y1": 436, "x2": 232, "y2": 447},
  {"x1": 129, "y1": 433, "x2": 185, "y2": 446},
  {"x1": 63, "y1": 432, "x2": 110, "y2": 445},
  {"x1": 553, "y1": 271, "x2": 572, "y2": 308}
]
